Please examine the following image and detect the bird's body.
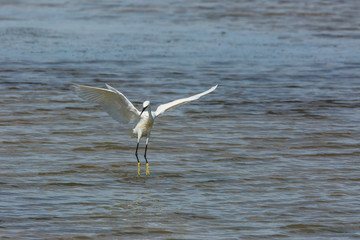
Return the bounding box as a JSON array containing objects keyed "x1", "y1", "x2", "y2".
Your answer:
[
  {"x1": 132, "y1": 107, "x2": 154, "y2": 140},
  {"x1": 73, "y1": 83, "x2": 217, "y2": 176}
]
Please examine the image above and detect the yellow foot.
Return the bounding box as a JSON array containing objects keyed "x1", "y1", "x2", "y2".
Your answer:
[
  {"x1": 137, "y1": 162, "x2": 140, "y2": 176},
  {"x1": 146, "y1": 163, "x2": 150, "y2": 176}
]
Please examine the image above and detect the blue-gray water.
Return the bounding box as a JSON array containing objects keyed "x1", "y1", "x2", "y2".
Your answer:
[{"x1": 1, "y1": 0, "x2": 360, "y2": 239}]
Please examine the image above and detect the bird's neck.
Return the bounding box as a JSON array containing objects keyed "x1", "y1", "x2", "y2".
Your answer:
[{"x1": 147, "y1": 105, "x2": 154, "y2": 119}]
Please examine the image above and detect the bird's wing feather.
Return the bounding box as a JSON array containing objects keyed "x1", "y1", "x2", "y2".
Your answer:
[
  {"x1": 73, "y1": 84, "x2": 140, "y2": 124},
  {"x1": 154, "y1": 85, "x2": 218, "y2": 117}
]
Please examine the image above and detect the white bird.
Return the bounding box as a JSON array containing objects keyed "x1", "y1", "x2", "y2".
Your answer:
[{"x1": 73, "y1": 83, "x2": 218, "y2": 176}]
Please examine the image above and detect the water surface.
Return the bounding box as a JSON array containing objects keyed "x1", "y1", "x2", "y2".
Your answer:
[{"x1": 1, "y1": 0, "x2": 360, "y2": 239}]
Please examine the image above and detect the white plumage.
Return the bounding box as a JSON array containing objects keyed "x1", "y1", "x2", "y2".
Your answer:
[{"x1": 73, "y1": 83, "x2": 218, "y2": 176}]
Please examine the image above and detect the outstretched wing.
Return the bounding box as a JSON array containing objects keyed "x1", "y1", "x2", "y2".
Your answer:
[
  {"x1": 73, "y1": 84, "x2": 140, "y2": 124},
  {"x1": 154, "y1": 85, "x2": 218, "y2": 117}
]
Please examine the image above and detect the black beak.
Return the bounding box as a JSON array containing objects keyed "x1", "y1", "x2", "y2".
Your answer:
[{"x1": 140, "y1": 106, "x2": 147, "y2": 117}]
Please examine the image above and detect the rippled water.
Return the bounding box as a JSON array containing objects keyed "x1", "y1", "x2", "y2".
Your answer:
[{"x1": 1, "y1": 0, "x2": 360, "y2": 239}]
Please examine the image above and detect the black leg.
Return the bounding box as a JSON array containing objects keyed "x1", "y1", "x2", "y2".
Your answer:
[
  {"x1": 135, "y1": 142, "x2": 140, "y2": 175},
  {"x1": 144, "y1": 138, "x2": 150, "y2": 175},
  {"x1": 144, "y1": 143, "x2": 148, "y2": 163},
  {"x1": 135, "y1": 142, "x2": 140, "y2": 162}
]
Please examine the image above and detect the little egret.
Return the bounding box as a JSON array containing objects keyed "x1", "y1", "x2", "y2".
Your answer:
[{"x1": 73, "y1": 83, "x2": 218, "y2": 175}]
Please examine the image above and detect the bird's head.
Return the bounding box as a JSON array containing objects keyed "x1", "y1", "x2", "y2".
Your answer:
[
  {"x1": 140, "y1": 100, "x2": 150, "y2": 116},
  {"x1": 143, "y1": 100, "x2": 150, "y2": 108}
]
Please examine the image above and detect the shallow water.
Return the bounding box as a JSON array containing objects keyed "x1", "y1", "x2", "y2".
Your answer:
[{"x1": 1, "y1": 0, "x2": 360, "y2": 239}]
